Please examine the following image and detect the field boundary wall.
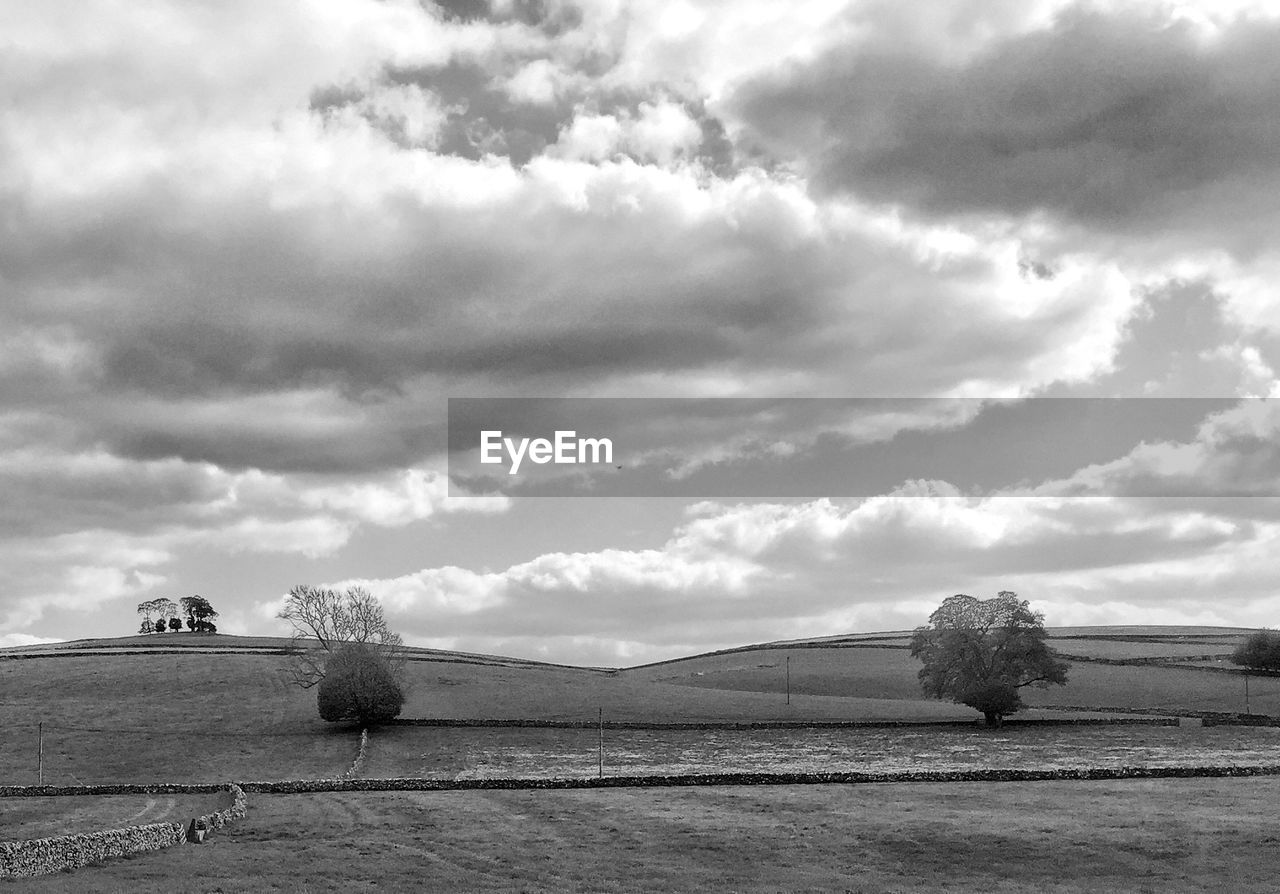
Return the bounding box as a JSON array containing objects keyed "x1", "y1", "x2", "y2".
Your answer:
[{"x1": 0, "y1": 784, "x2": 247, "y2": 879}]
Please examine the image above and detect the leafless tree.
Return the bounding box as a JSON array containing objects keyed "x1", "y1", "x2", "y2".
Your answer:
[{"x1": 278, "y1": 585, "x2": 405, "y2": 688}]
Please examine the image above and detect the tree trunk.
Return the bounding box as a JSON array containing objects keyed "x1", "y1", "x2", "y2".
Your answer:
[{"x1": 983, "y1": 711, "x2": 1002, "y2": 728}]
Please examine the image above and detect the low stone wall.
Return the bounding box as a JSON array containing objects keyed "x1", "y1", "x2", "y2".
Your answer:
[
  {"x1": 337, "y1": 729, "x2": 369, "y2": 780},
  {"x1": 190, "y1": 783, "x2": 248, "y2": 838},
  {"x1": 388, "y1": 717, "x2": 1176, "y2": 730},
  {"x1": 0, "y1": 782, "x2": 227, "y2": 797},
  {"x1": 0, "y1": 784, "x2": 248, "y2": 878},
  {"x1": 236, "y1": 763, "x2": 1280, "y2": 794},
  {"x1": 0, "y1": 822, "x2": 184, "y2": 879}
]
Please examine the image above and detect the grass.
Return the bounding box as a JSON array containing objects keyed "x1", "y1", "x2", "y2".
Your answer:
[
  {"x1": 1047, "y1": 638, "x2": 1240, "y2": 659},
  {"x1": 3, "y1": 628, "x2": 1272, "y2": 787},
  {"x1": 0, "y1": 653, "x2": 355, "y2": 785},
  {"x1": 362, "y1": 723, "x2": 1280, "y2": 780},
  {"x1": 637, "y1": 639, "x2": 1276, "y2": 716},
  {"x1": 8, "y1": 779, "x2": 1280, "y2": 892},
  {"x1": 5, "y1": 627, "x2": 1280, "y2": 890},
  {"x1": 2, "y1": 794, "x2": 223, "y2": 841}
]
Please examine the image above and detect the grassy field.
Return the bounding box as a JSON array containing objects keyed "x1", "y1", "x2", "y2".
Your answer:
[
  {"x1": 0, "y1": 648, "x2": 970, "y2": 787},
  {"x1": 0, "y1": 652, "x2": 361, "y2": 786},
  {"x1": 363, "y1": 723, "x2": 1280, "y2": 780},
  {"x1": 3, "y1": 793, "x2": 225, "y2": 840},
  {"x1": 7, "y1": 779, "x2": 1280, "y2": 892},
  {"x1": 4, "y1": 627, "x2": 1280, "y2": 890},
  {"x1": 2, "y1": 628, "x2": 1274, "y2": 787},
  {"x1": 637, "y1": 633, "x2": 1275, "y2": 716},
  {"x1": 1047, "y1": 638, "x2": 1239, "y2": 659}
]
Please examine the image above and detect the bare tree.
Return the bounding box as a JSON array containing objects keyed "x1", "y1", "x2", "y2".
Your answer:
[
  {"x1": 278, "y1": 585, "x2": 404, "y2": 688},
  {"x1": 156, "y1": 598, "x2": 178, "y2": 626},
  {"x1": 136, "y1": 599, "x2": 157, "y2": 632}
]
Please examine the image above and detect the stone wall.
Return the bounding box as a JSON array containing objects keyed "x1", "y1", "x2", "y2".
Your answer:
[
  {"x1": 0, "y1": 822, "x2": 184, "y2": 879},
  {"x1": 0, "y1": 784, "x2": 248, "y2": 879}
]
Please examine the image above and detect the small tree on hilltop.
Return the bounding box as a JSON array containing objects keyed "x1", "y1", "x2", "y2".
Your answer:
[
  {"x1": 136, "y1": 598, "x2": 160, "y2": 633},
  {"x1": 168, "y1": 616, "x2": 182, "y2": 632},
  {"x1": 910, "y1": 591, "x2": 1069, "y2": 727},
  {"x1": 317, "y1": 643, "x2": 405, "y2": 725},
  {"x1": 180, "y1": 595, "x2": 219, "y2": 633},
  {"x1": 1231, "y1": 630, "x2": 1280, "y2": 672},
  {"x1": 156, "y1": 598, "x2": 178, "y2": 628}
]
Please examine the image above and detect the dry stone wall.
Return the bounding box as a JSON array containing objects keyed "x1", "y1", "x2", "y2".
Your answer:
[
  {"x1": 0, "y1": 822, "x2": 184, "y2": 879},
  {"x1": 0, "y1": 784, "x2": 248, "y2": 879}
]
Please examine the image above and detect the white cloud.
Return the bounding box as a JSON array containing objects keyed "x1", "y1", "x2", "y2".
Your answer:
[
  {"x1": 319, "y1": 484, "x2": 1274, "y2": 662},
  {"x1": 5, "y1": 0, "x2": 1280, "y2": 655}
]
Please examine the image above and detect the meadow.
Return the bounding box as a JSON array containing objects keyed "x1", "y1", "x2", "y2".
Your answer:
[
  {"x1": 364, "y1": 723, "x2": 1280, "y2": 779},
  {"x1": 4, "y1": 626, "x2": 1280, "y2": 891},
  {"x1": 10, "y1": 780, "x2": 1280, "y2": 892}
]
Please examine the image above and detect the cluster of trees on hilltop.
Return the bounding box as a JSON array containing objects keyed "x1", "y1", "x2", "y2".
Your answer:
[{"x1": 135, "y1": 595, "x2": 218, "y2": 634}]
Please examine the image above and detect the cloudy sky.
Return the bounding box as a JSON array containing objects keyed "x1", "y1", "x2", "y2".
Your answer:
[{"x1": 4, "y1": 0, "x2": 1280, "y2": 664}]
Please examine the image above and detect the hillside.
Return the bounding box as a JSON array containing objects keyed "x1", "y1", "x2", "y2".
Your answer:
[
  {"x1": 1, "y1": 626, "x2": 1274, "y2": 788},
  {"x1": 628, "y1": 626, "x2": 1271, "y2": 717}
]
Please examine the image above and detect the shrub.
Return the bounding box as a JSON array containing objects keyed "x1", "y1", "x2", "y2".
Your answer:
[
  {"x1": 318, "y1": 643, "x2": 404, "y2": 725},
  {"x1": 1232, "y1": 630, "x2": 1280, "y2": 671}
]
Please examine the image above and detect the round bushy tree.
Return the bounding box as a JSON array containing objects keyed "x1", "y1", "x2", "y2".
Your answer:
[
  {"x1": 317, "y1": 643, "x2": 405, "y2": 725},
  {"x1": 910, "y1": 591, "x2": 1069, "y2": 727},
  {"x1": 1232, "y1": 630, "x2": 1280, "y2": 672}
]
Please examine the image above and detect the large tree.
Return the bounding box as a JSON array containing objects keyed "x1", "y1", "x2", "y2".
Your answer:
[
  {"x1": 278, "y1": 585, "x2": 404, "y2": 688},
  {"x1": 910, "y1": 591, "x2": 1069, "y2": 727},
  {"x1": 316, "y1": 642, "x2": 405, "y2": 725},
  {"x1": 180, "y1": 595, "x2": 219, "y2": 632}
]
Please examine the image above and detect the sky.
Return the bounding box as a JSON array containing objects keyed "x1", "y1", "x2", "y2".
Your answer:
[{"x1": 3, "y1": 0, "x2": 1280, "y2": 665}]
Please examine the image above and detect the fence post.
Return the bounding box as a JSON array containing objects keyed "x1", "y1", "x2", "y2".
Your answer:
[
  {"x1": 38, "y1": 721, "x2": 43, "y2": 785},
  {"x1": 598, "y1": 708, "x2": 603, "y2": 778}
]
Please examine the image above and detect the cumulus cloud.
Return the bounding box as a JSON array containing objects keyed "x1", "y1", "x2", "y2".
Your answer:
[
  {"x1": 5, "y1": 0, "x2": 1280, "y2": 652},
  {"x1": 312, "y1": 484, "x2": 1273, "y2": 664}
]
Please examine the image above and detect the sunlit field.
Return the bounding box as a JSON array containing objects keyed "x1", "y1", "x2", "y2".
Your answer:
[{"x1": 5, "y1": 627, "x2": 1279, "y2": 892}]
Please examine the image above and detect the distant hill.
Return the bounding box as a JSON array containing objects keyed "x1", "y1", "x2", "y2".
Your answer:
[{"x1": 0, "y1": 625, "x2": 1274, "y2": 788}]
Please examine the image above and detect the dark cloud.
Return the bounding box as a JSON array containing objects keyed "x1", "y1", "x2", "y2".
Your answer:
[{"x1": 732, "y1": 7, "x2": 1280, "y2": 237}]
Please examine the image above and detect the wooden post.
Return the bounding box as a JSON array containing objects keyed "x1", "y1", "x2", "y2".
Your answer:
[
  {"x1": 1245, "y1": 673, "x2": 1251, "y2": 715},
  {"x1": 38, "y1": 722, "x2": 43, "y2": 785},
  {"x1": 597, "y1": 708, "x2": 603, "y2": 778},
  {"x1": 786, "y1": 655, "x2": 791, "y2": 705}
]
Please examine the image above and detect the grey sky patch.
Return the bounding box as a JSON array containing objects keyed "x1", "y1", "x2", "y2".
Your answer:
[
  {"x1": 732, "y1": 6, "x2": 1280, "y2": 236},
  {"x1": 1042, "y1": 279, "x2": 1280, "y2": 397}
]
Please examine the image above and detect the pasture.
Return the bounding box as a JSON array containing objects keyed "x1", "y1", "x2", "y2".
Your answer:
[
  {"x1": 4, "y1": 625, "x2": 1279, "y2": 891},
  {"x1": 10, "y1": 780, "x2": 1280, "y2": 892}
]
